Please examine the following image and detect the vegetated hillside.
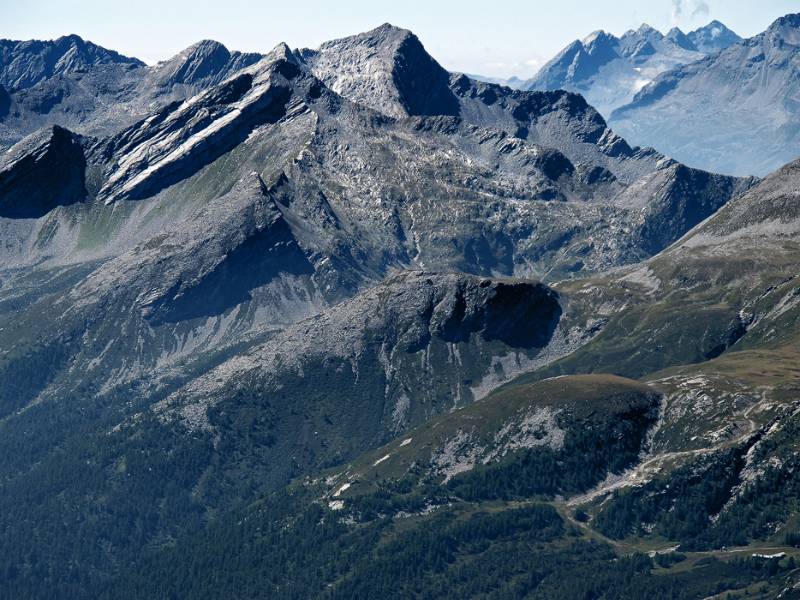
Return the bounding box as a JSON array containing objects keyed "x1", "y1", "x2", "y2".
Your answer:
[
  {"x1": 324, "y1": 374, "x2": 659, "y2": 500},
  {"x1": 100, "y1": 374, "x2": 799, "y2": 599},
  {"x1": 610, "y1": 13, "x2": 800, "y2": 176}
]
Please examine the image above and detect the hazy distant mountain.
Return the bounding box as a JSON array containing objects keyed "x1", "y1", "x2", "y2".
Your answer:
[
  {"x1": 687, "y1": 19, "x2": 743, "y2": 52},
  {"x1": 524, "y1": 21, "x2": 740, "y2": 116},
  {"x1": 610, "y1": 13, "x2": 800, "y2": 176}
]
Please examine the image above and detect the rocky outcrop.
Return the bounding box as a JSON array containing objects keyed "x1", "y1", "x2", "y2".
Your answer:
[
  {"x1": 635, "y1": 162, "x2": 756, "y2": 253},
  {"x1": 93, "y1": 61, "x2": 298, "y2": 202},
  {"x1": 0, "y1": 125, "x2": 86, "y2": 217}
]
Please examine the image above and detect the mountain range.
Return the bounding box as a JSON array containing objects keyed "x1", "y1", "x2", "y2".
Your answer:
[
  {"x1": 1, "y1": 17, "x2": 800, "y2": 599},
  {"x1": 478, "y1": 15, "x2": 800, "y2": 177},
  {"x1": 474, "y1": 20, "x2": 742, "y2": 117},
  {"x1": 610, "y1": 13, "x2": 800, "y2": 176}
]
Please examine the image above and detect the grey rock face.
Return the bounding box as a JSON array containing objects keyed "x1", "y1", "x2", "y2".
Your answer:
[
  {"x1": 634, "y1": 162, "x2": 754, "y2": 253},
  {"x1": 298, "y1": 23, "x2": 459, "y2": 118},
  {"x1": 610, "y1": 13, "x2": 800, "y2": 176},
  {"x1": 149, "y1": 39, "x2": 262, "y2": 88},
  {"x1": 91, "y1": 62, "x2": 296, "y2": 203},
  {"x1": 686, "y1": 157, "x2": 800, "y2": 239},
  {"x1": 525, "y1": 21, "x2": 740, "y2": 117},
  {"x1": 74, "y1": 172, "x2": 315, "y2": 326},
  {"x1": 666, "y1": 27, "x2": 697, "y2": 52}
]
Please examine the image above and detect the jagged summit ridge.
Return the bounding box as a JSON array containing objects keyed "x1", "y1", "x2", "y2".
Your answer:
[
  {"x1": 0, "y1": 19, "x2": 753, "y2": 283},
  {"x1": 0, "y1": 34, "x2": 144, "y2": 91},
  {"x1": 0, "y1": 36, "x2": 267, "y2": 148},
  {"x1": 94, "y1": 53, "x2": 305, "y2": 203}
]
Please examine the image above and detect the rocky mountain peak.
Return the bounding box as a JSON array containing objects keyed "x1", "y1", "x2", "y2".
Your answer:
[
  {"x1": 582, "y1": 30, "x2": 618, "y2": 52},
  {"x1": 526, "y1": 37, "x2": 613, "y2": 91},
  {"x1": 634, "y1": 23, "x2": 662, "y2": 38},
  {"x1": 364, "y1": 22, "x2": 415, "y2": 42},
  {"x1": 582, "y1": 30, "x2": 609, "y2": 44},
  {"x1": 687, "y1": 19, "x2": 742, "y2": 52},
  {"x1": 0, "y1": 124, "x2": 86, "y2": 217},
  {"x1": 666, "y1": 26, "x2": 697, "y2": 51},
  {"x1": 618, "y1": 25, "x2": 661, "y2": 58},
  {"x1": 268, "y1": 42, "x2": 296, "y2": 63},
  {"x1": 770, "y1": 12, "x2": 800, "y2": 29},
  {"x1": 183, "y1": 38, "x2": 230, "y2": 57},
  {"x1": 150, "y1": 39, "x2": 263, "y2": 87},
  {"x1": 158, "y1": 39, "x2": 231, "y2": 82},
  {"x1": 299, "y1": 22, "x2": 458, "y2": 118}
]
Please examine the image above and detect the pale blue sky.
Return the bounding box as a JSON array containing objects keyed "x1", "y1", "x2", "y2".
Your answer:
[{"x1": 1, "y1": 0, "x2": 797, "y2": 77}]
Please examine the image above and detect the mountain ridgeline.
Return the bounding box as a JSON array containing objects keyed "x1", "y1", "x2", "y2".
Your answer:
[{"x1": 1, "y1": 18, "x2": 800, "y2": 600}]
